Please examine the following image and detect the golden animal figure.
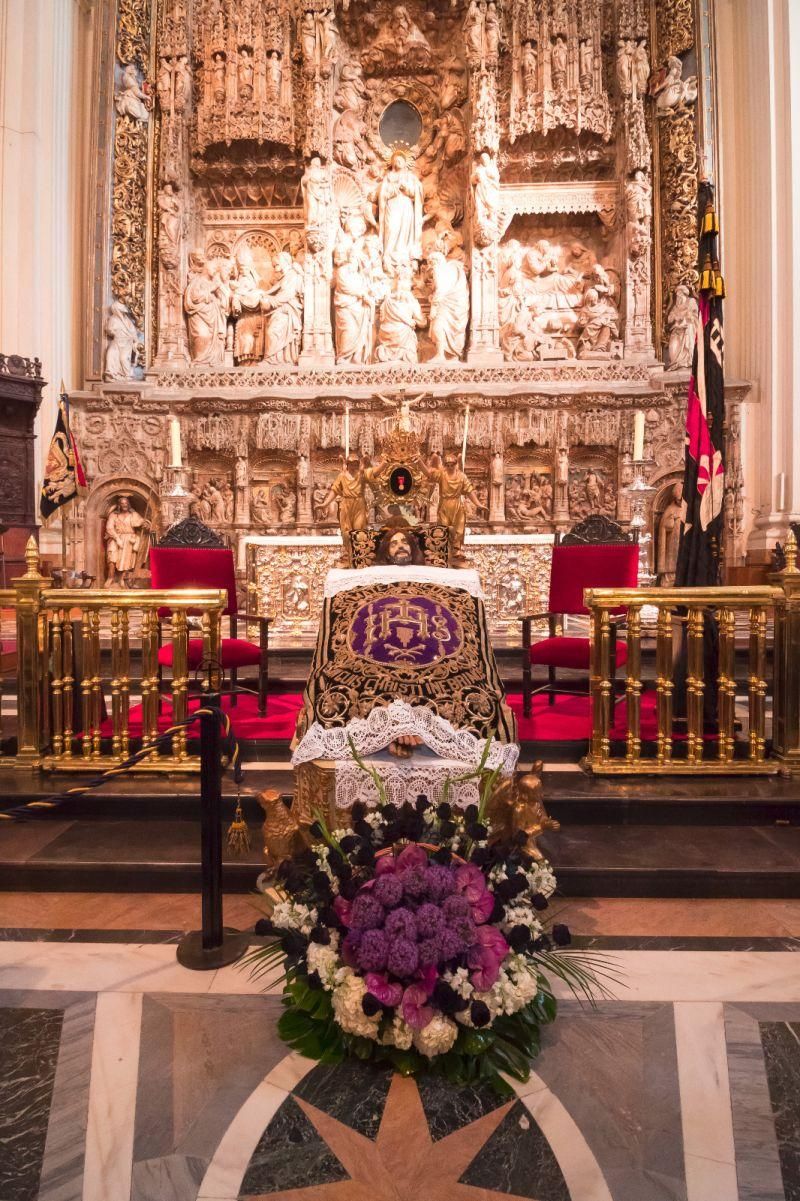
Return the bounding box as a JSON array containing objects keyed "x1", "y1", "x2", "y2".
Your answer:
[
  {"x1": 256, "y1": 788, "x2": 313, "y2": 868},
  {"x1": 486, "y1": 764, "x2": 560, "y2": 861}
]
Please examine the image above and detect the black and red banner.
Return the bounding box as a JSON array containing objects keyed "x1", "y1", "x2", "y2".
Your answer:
[{"x1": 676, "y1": 182, "x2": 725, "y2": 587}]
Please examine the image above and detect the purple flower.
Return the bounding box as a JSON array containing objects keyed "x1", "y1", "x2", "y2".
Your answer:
[
  {"x1": 453, "y1": 915, "x2": 476, "y2": 950},
  {"x1": 333, "y1": 895, "x2": 353, "y2": 926},
  {"x1": 375, "y1": 852, "x2": 397, "y2": 876},
  {"x1": 349, "y1": 893, "x2": 385, "y2": 931},
  {"x1": 437, "y1": 925, "x2": 464, "y2": 962},
  {"x1": 418, "y1": 937, "x2": 440, "y2": 966},
  {"x1": 365, "y1": 972, "x2": 403, "y2": 1008},
  {"x1": 401, "y1": 864, "x2": 430, "y2": 899},
  {"x1": 385, "y1": 907, "x2": 417, "y2": 942},
  {"x1": 387, "y1": 936, "x2": 419, "y2": 978},
  {"x1": 442, "y1": 894, "x2": 471, "y2": 921},
  {"x1": 426, "y1": 864, "x2": 456, "y2": 901},
  {"x1": 356, "y1": 928, "x2": 388, "y2": 973},
  {"x1": 341, "y1": 930, "x2": 361, "y2": 967},
  {"x1": 415, "y1": 902, "x2": 443, "y2": 939},
  {"x1": 373, "y1": 874, "x2": 404, "y2": 909}
]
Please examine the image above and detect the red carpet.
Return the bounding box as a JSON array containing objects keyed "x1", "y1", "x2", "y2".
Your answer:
[
  {"x1": 99, "y1": 692, "x2": 303, "y2": 742},
  {"x1": 99, "y1": 690, "x2": 657, "y2": 745},
  {"x1": 507, "y1": 691, "x2": 658, "y2": 742}
]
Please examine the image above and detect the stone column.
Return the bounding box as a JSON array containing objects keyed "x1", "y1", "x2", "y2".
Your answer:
[{"x1": 716, "y1": 0, "x2": 800, "y2": 553}]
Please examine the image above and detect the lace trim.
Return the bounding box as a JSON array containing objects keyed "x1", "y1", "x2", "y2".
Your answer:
[
  {"x1": 333, "y1": 757, "x2": 482, "y2": 810},
  {"x1": 323, "y1": 565, "x2": 485, "y2": 601},
  {"x1": 291, "y1": 699, "x2": 519, "y2": 773}
]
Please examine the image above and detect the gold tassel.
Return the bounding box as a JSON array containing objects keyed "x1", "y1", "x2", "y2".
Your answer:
[
  {"x1": 701, "y1": 204, "x2": 719, "y2": 236},
  {"x1": 699, "y1": 253, "x2": 714, "y2": 291},
  {"x1": 227, "y1": 792, "x2": 252, "y2": 856},
  {"x1": 713, "y1": 260, "x2": 726, "y2": 297}
]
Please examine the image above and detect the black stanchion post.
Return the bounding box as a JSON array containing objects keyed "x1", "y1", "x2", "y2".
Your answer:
[{"x1": 177, "y1": 696, "x2": 250, "y2": 970}]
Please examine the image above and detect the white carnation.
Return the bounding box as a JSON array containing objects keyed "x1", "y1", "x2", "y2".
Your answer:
[
  {"x1": 413, "y1": 1014, "x2": 458, "y2": 1058},
  {"x1": 306, "y1": 934, "x2": 341, "y2": 990},
  {"x1": 381, "y1": 1014, "x2": 414, "y2": 1051},
  {"x1": 526, "y1": 860, "x2": 557, "y2": 898},
  {"x1": 332, "y1": 974, "x2": 380, "y2": 1040},
  {"x1": 271, "y1": 900, "x2": 318, "y2": 935}
]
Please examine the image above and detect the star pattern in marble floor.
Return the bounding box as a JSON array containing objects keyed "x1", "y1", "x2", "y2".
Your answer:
[{"x1": 242, "y1": 1073, "x2": 536, "y2": 1201}]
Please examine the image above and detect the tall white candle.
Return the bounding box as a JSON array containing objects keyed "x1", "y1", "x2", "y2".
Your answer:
[
  {"x1": 632, "y1": 410, "x2": 645, "y2": 461},
  {"x1": 344, "y1": 404, "x2": 350, "y2": 459},
  {"x1": 777, "y1": 471, "x2": 787, "y2": 512},
  {"x1": 169, "y1": 417, "x2": 182, "y2": 468},
  {"x1": 461, "y1": 405, "x2": 470, "y2": 468}
]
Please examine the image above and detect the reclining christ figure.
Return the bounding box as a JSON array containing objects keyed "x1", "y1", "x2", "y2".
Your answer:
[{"x1": 291, "y1": 526, "x2": 518, "y2": 781}]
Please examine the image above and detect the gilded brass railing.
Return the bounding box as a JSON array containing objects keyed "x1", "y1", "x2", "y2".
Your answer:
[
  {"x1": 11, "y1": 539, "x2": 225, "y2": 773},
  {"x1": 582, "y1": 584, "x2": 783, "y2": 775}
]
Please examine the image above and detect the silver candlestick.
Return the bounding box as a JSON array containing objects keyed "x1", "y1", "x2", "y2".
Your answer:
[{"x1": 625, "y1": 459, "x2": 657, "y2": 587}]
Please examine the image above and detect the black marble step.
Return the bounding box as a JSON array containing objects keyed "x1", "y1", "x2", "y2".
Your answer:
[
  {"x1": 0, "y1": 766, "x2": 797, "y2": 825},
  {"x1": 1, "y1": 817, "x2": 799, "y2": 897}
]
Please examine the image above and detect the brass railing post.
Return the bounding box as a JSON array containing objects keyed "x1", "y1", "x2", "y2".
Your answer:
[
  {"x1": 773, "y1": 531, "x2": 800, "y2": 775},
  {"x1": 13, "y1": 538, "x2": 50, "y2": 768}
]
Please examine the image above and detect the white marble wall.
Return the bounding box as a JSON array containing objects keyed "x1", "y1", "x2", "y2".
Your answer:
[
  {"x1": 0, "y1": 0, "x2": 94, "y2": 548},
  {"x1": 716, "y1": 0, "x2": 800, "y2": 552}
]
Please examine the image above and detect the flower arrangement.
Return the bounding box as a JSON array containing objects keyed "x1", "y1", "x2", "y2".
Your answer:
[{"x1": 248, "y1": 758, "x2": 607, "y2": 1095}]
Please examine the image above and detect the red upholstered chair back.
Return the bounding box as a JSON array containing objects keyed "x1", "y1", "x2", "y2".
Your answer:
[
  {"x1": 547, "y1": 542, "x2": 640, "y2": 616},
  {"x1": 149, "y1": 546, "x2": 239, "y2": 616}
]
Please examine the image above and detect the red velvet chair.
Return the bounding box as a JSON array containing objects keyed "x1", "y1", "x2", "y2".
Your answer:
[
  {"x1": 149, "y1": 519, "x2": 270, "y2": 715},
  {"x1": 520, "y1": 518, "x2": 640, "y2": 717}
]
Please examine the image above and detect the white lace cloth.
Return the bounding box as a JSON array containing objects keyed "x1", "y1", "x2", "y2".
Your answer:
[
  {"x1": 323, "y1": 565, "x2": 485, "y2": 600},
  {"x1": 333, "y1": 750, "x2": 482, "y2": 810},
  {"x1": 291, "y1": 699, "x2": 519, "y2": 774}
]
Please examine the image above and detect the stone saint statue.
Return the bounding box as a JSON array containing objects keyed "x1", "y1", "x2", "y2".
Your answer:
[
  {"x1": 103, "y1": 301, "x2": 138, "y2": 381},
  {"x1": 261, "y1": 252, "x2": 304, "y2": 365},
  {"x1": 301, "y1": 156, "x2": 334, "y2": 230},
  {"x1": 633, "y1": 40, "x2": 650, "y2": 98},
  {"x1": 378, "y1": 151, "x2": 424, "y2": 277},
  {"x1": 376, "y1": 267, "x2": 424, "y2": 363},
  {"x1": 577, "y1": 287, "x2": 619, "y2": 357},
  {"x1": 184, "y1": 251, "x2": 226, "y2": 365},
  {"x1": 115, "y1": 64, "x2": 151, "y2": 121},
  {"x1": 489, "y1": 450, "x2": 505, "y2": 522},
  {"x1": 616, "y1": 38, "x2": 633, "y2": 95},
  {"x1": 334, "y1": 246, "x2": 375, "y2": 364},
  {"x1": 428, "y1": 251, "x2": 469, "y2": 361},
  {"x1": 657, "y1": 482, "x2": 684, "y2": 585},
  {"x1": 463, "y1": 0, "x2": 483, "y2": 59},
  {"x1": 157, "y1": 182, "x2": 182, "y2": 270},
  {"x1": 424, "y1": 451, "x2": 486, "y2": 562},
  {"x1": 551, "y1": 36, "x2": 568, "y2": 89},
  {"x1": 666, "y1": 285, "x2": 698, "y2": 369},
  {"x1": 471, "y1": 151, "x2": 501, "y2": 246},
  {"x1": 104, "y1": 496, "x2": 148, "y2": 587}
]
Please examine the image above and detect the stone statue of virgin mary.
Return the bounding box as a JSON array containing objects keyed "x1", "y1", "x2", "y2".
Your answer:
[{"x1": 377, "y1": 150, "x2": 424, "y2": 277}]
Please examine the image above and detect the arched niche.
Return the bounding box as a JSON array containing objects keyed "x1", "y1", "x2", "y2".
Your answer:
[{"x1": 83, "y1": 474, "x2": 161, "y2": 584}]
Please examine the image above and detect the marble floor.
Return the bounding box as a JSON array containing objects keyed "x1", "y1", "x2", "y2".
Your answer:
[{"x1": 1, "y1": 927, "x2": 800, "y2": 1201}]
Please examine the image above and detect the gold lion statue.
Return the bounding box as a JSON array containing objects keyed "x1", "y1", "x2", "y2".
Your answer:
[
  {"x1": 256, "y1": 788, "x2": 314, "y2": 869},
  {"x1": 485, "y1": 764, "x2": 560, "y2": 861}
]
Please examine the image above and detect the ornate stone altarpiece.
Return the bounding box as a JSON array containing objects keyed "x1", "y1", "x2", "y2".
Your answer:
[{"x1": 72, "y1": 0, "x2": 750, "y2": 626}]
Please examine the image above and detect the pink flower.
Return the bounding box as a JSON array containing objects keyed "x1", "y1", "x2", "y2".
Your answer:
[
  {"x1": 365, "y1": 973, "x2": 403, "y2": 1008},
  {"x1": 375, "y1": 852, "x2": 397, "y2": 877},
  {"x1": 470, "y1": 889, "x2": 495, "y2": 925},
  {"x1": 416, "y1": 962, "x2": 437, "y2": 997},
  {"x1": 455, "y1": 863, "x2": 489, "y2": 904},
  {"x1": 396, "y1": 844, "x2": 428, "y2": 872},
  {"x1": 401, "y1": 982, "x2": 434, "y2": 1030},
  {"x1": 333, "y1": 895, "x2": 352, "y2": 926},
  {"x1": 467, "y1": 925, "x2": 510, "y2": 990}
]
